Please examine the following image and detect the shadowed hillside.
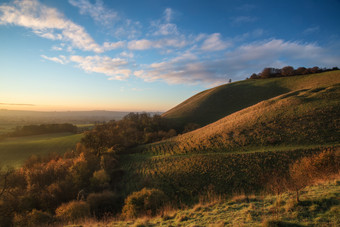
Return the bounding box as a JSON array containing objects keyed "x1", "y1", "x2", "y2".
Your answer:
[{"x1": 163, "y1": 71, "x2": 340, "y2": 129}]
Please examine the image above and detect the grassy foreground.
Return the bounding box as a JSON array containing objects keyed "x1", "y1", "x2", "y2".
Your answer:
[
  {"x1": 0, "y1": 133, "x2": 82, "y2": 167},
  {"x1": 75, "y1": 178, "x2": 339, "y2": 226}
]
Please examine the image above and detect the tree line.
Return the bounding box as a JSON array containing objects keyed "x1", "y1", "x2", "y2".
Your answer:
[
  {"x1": 9, "y1": 123, "x2": 77, "y2": 137},
  {"x1": 248, "y1": 66, "x2": 339, "y2": 79}
]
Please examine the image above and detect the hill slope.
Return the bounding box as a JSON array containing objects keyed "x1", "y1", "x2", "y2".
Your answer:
[
  {"x1": 145, "y1": 83, "x2": 340, "y2": 155},
  {"x1": 163, "y1": 71, "x2": 340, "y2": 128}
]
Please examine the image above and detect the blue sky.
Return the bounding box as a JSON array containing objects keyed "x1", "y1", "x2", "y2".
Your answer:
[{"x1": 0, "y1": 0, "x2": 339, "y2": 111}]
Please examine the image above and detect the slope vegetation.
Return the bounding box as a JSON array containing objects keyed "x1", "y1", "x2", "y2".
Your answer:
[
  {"x1": 145, "y1": 83, "x2": 340, "y2": 155},
  {"x1": 163, "y1": 70, "x2": 340, "y2": 128}
]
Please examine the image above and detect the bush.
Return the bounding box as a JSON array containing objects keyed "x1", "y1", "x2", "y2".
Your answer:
[
  {"x1": 55, "y1": 200, "x2": 90, "y2": 221},
  {"x1": 86, "y1": 191, "x2": 120, "y2": 218},
  {"x1": 13, "y1": 209, "x2": 53, "y2": 227},
  {"x1": 122, "y1": 188, "x2": 168, "y2": 219}
]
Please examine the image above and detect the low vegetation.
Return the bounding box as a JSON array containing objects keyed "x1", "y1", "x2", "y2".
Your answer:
[{"x1": 100, "y1": 179, "x2": 340, "y2": 226}]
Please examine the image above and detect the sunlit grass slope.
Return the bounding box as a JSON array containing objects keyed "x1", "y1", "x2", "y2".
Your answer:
[
  {"x1": 144, "y1": 83, "x2": 340, "y2": 155},
  {"x1": 163, "y1": 70, "x2": 340, "y2": 128},
  {"x1": 0, "y1": 133, "x2": 82, "y2": 167},
  {"x1": 104, "y1": 179, "x2": 340, "y2": 227}
]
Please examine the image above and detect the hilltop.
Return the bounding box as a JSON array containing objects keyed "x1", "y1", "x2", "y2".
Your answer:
[{"x1": 163, "y1": 70, "x2": 340, "y2": 129}]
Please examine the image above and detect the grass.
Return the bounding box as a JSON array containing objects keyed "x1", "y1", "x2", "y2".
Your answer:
[
  {"x1": 142, "y1": 83, "x2": 340, "y2": 156},
  {"x1": 163, "y1": 70, "x2": 340, "y2": 128},
  {"x1": 0, "y1": 132, "x2": 82, "y2": 167},
  {"x1": 76, "y1": 178, "x2": 340, "y2": 226}
]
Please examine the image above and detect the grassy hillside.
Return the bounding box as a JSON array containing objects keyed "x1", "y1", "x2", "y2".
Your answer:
[
  {"x1": 0, "y1": 133, "x2": 82, "y2": 167},
  {"x1": 163, "y1": 70, "x2": 340, "y2": 128},
  {"x1": 98, "y1": 179, "x2": 340, "y2": 227},
  {"x1": 144, "y1": 83, "x2": 340, "y2": 155}
]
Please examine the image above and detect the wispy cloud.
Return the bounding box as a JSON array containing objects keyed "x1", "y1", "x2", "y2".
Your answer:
[
  {"x1": 70, "y1": 55, "x2": 131, "y2": 80},
  {"x1": 0, "y1": 102, "x2": 35, "y2": 106},
  {"x1": 231, "y1": 16, "x2": 257, "y2": 25},
  {"x1": 164, "y1": 8, "x2": 173, "y2": 23},
  {"x1": 303, "y1": 26, "x2": 320, "y2": 34},
  {"x1": 41, "y1": 55, "x2": 67, "y2": 64},
  {"x1": 201, "y1": 33, "x2": 231, "y2": 51},
  {"x1": 68, "y1": 0, "x2": 118, "y2": 26},
  {"x1": 134, "y1": 39, "x2": 340, "y2": 86},
  {"x1": 69, "y1": 0, "x2": 141, "y2": 39},
  {"x1": 152, "y1": 8, "x2": 179, "y2": 36},
  {"x1": 128, "y1": 38, "x2": 187, "y2": 50},
  {"x1": 0, "y1": 0, "x2": 104, "y2": 53}
]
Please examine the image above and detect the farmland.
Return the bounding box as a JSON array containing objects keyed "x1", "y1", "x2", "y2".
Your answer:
[{"x1": 0, "y1": 133, "x2": 82, "y2": 167}]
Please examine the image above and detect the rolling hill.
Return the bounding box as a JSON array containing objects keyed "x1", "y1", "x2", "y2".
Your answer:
[{"x1": 163, "y1": 70, "x2": 340, "y2": 129}]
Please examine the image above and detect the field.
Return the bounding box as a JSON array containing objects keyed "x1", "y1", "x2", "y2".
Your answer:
[{"x1": 0, "y1": 133, "x2": 82, "y2": 167}]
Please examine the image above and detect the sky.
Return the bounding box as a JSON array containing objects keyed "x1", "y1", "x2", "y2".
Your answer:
[{"x1": 0, "y1": 0, "x2": 340, "y2": 112}]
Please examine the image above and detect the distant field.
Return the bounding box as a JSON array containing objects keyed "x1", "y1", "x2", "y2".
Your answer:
[{"x1": 0, "y1": 133, "x2": 82, "y2": 167}]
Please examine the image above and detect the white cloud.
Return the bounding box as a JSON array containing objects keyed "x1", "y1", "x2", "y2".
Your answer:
[
  {"x1": 128, "y1": 39, "x2": 153, "y2": 50},
  {"x1": 41, "y1": 55, "x2": 67, "y2": 64},
  {"x1": 103, "y1": 41, "x2": 125, "y2": 50},
  {"x1": 0, "y1": 0, "x2": 104, "y2": 53},
  {"x1": 120, "y1": 51, "x2": 134, "y2": 58},
  {"x1": 70, "y1": 55, "x2": 131, "y2": 80},
  {"x1": 69, "y1": 0, "x2": 118, "y2": 26},
  {"x1": 201, "y1": 33, "x2": 231, "y2": 51}
]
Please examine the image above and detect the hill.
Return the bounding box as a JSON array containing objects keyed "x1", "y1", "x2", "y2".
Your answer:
[
  {"x1": 145, "y1": 82, "x2": 340, "y2": 155},
  {"x1": 163, "y1": 70, "x2": 340, "y2": 129}
]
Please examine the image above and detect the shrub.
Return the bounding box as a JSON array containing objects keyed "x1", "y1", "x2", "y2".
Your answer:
[
  {"x1": 55, "y1": 200, "x2": 90, "y2": 221},
  {"x1": 13, "y1": 209, "x2": 53, "y2": 227},
  {"x1": 90, "y1": 169, "x2": 110, "y2": 191},
  {"x1": 86, "y1": 191, "x2": 120, "y2": 218},
  {"x1": 122, "y1": 188, "x2": 168, "y2": 219}
]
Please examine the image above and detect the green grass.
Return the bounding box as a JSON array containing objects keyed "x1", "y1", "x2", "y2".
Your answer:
[
  {"x1": 79, "y1": 179, "x2": 340, "y2": 226},
  {"x1": 0, "y1": 133, "x2": 82, "y2": 167},
  {"x1": 163, "y1": 70, "x2": 340, "y2": 128}
]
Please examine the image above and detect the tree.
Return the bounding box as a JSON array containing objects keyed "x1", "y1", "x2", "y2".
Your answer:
[
  {"x1": 281, "y1": 66, "x2": 294, "y2": 76},
  {"x1": 295, "y1": 67, "x2": 307, "y2": 75}
]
